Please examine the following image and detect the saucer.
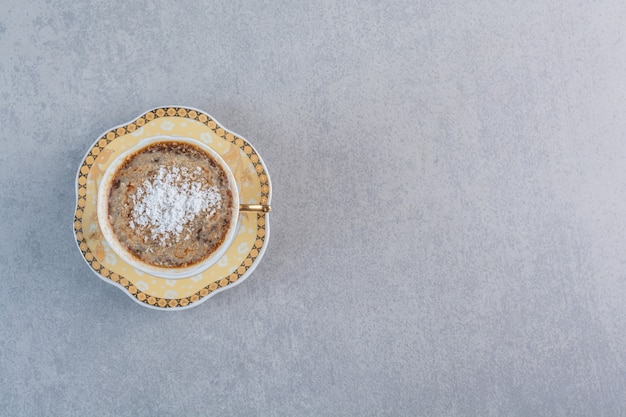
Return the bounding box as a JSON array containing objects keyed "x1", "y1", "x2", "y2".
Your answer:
[{"x1": 73, "y1": 106, "x2": 272, "y2": 310}]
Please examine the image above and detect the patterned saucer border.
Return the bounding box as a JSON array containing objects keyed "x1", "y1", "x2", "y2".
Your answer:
[{"x1": 73, "y1": 106, "x2": 271, "y2": 310}]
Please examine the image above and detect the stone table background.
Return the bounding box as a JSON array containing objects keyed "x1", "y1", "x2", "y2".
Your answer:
[{"x1": 2, "y1": 1, "x2": 626, "y2": 416}]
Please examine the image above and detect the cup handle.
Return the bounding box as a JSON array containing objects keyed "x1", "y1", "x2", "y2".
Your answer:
[{"x1": 239, "y1": 204, "x2": 272, "y2": 213}]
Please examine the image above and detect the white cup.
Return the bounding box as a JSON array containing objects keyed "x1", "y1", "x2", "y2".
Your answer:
[{"x1": 97, "y1": 135, "x2": 240, "y2": 279}]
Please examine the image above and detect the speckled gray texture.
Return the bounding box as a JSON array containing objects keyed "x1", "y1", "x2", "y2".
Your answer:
[{"x1": 2, "y1": 1, "x2": 626, "y2": 416}]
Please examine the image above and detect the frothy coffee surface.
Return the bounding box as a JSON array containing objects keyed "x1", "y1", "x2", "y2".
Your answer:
[{"x1": 107, "y1": 142, "x2": 234, "y2": 268}]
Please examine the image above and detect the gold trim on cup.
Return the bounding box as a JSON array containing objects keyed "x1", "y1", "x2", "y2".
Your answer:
[{"x1": 239, "y1": 204, "x2": 272, "y2": 213}]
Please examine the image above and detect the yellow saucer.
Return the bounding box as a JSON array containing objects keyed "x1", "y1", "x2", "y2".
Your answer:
[{"x1": 73, "y1": 107, "x2": 271, "y2": 310}]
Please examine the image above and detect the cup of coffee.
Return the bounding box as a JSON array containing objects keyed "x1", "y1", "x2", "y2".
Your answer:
[{"x1": 97, "y1": 135, "x2": 240, "y2": 279}]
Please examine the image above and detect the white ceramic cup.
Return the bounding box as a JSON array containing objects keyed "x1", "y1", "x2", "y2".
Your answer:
[{"x1": 97, "y1": 135, "x2": 240, "y2": 279}]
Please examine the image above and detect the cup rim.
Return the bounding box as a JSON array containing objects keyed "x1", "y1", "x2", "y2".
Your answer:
[{"x1": 97, "y1": 135, "x2": 240, "y2": 279}]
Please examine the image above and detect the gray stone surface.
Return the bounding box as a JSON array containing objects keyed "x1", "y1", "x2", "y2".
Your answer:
[{"x1": 2, "y1": 0, "x2": 626, "y2": 416}]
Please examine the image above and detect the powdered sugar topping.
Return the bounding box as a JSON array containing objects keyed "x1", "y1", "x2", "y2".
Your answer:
[{"x1": 130, "y1": 165, "x2": 222, "y2": 245}]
